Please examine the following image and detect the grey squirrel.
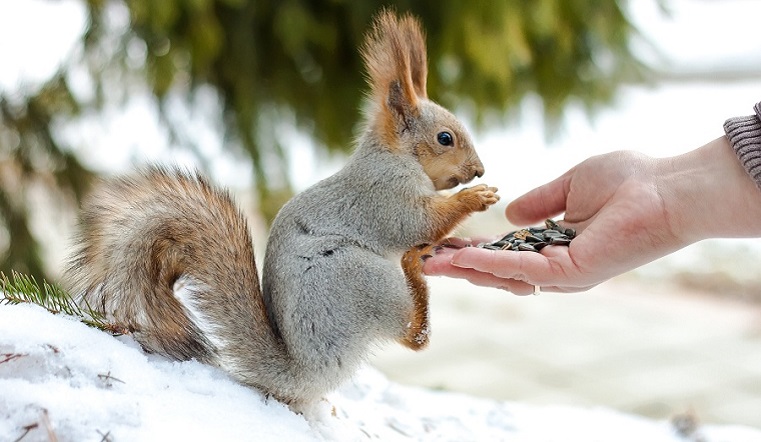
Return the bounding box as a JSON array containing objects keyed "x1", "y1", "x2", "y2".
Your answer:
[{"x1": 66, "y1": 11, "x2": 499, "y2": 406}]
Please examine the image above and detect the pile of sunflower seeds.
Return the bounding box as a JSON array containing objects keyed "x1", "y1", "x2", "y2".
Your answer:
[{"x1": 477, "y1": 219, "x2": 576, "y2": 253}]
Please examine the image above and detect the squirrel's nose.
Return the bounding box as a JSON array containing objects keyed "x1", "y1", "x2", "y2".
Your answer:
[{"x1": 471, "y1": 159, "x2": 485, "y2": 179}]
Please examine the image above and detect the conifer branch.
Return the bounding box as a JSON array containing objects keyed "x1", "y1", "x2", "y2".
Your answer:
[{"x1": 0, "y1": 271, "x2": 128, "y2": 335}]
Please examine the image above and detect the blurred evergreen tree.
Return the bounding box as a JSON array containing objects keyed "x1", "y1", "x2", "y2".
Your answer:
[{"x1": 0, "y1": 0, "x2": 645, "y2": 279}]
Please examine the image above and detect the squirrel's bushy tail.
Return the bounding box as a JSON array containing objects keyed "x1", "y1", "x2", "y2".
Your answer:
[{"x1": 66, "y1": 167, "x2": 271, "y2": 364}]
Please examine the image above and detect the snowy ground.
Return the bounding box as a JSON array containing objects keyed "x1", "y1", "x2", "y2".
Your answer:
[{"x1": 2, "y1": 303, "x2": 760, "y2": 442}]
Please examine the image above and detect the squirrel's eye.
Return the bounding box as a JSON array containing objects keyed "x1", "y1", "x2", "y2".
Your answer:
[{"x1": 437, "y1": 131, "x2": 453, "y2": 146}]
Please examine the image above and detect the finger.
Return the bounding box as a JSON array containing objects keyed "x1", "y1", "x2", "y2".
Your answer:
[
  {"x1": 423, "y1": 254, "x2": 536, "y2": 295},
  {"x1": 422, "y1": 247, "x2": 463, "y2": 274},
  {"x1": 449, "y1": 246, "x2": 563, "y2": 286},
  {"x1": 425, "y1": 247, "x2": 597, "y2": 294},
  {"x1": 505, "y1": 173, "x2": 573, "y2": 226}
]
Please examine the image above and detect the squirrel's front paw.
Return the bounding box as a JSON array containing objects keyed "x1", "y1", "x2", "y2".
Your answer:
[
  {"x1": 402, "y1": 243, "x2": 432, "y2": 270},
  {"x1": 458, "y1": 184, "x2": 500, "y2": 211}
]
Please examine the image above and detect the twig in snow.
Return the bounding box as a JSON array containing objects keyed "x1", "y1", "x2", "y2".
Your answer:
[
  {"x1": 0, "y1": 353, "x2": 27, "y2": 364},
  {"x1": 40, "y1": 409, "x2": 58, "y2": 442},
  {"x1": 97, "y1": 371, "x2": 125, "y2": 388},
  {"x1": 12, "y1": 423, "x2": 38, "y2": 442},
  {"x1": 97, "y1": 429, "x2": 113, "y2": 442}
]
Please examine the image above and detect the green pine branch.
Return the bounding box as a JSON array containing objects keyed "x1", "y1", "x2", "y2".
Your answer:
[{"x1": 0, "y1": 271, "x2": 127, "y2": 335}]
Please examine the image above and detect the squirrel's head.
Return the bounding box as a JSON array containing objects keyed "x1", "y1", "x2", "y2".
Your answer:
[{"x1": 360, "y1": 10, "x2": 485, "y2": 191}]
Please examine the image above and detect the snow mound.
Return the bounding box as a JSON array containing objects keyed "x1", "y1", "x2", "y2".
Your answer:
[{"x1": 1, "y1": 303, "x2": 759, "y2": 441}]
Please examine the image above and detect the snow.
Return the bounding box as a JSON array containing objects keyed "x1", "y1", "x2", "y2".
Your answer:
[{"x1": 2, "y1": 303, "x2": 760, "y2": 442}]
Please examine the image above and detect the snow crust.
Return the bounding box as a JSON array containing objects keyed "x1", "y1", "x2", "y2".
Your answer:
[{"x1": 2, "y1": 303, "x2": 759, "y2": 442}]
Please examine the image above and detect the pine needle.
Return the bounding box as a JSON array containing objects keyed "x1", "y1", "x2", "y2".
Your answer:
[{"x1": 0, "y1": 271, "x2": 127, "y2": 335}]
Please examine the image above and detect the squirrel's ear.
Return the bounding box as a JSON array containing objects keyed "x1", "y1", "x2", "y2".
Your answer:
[
  {"x1": 361, "y1": 10, "x2": 428, "y2": 130},
  {"x1": 399, "y1": 14, "x2": 427, "y2": 100},
  {"x1": 386, "y1": 79, "x2": 414, "y2": 128}
]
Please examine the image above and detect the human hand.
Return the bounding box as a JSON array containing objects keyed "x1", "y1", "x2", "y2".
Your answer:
[{"x1": 423, "y1": 137, "x2": 761, "y2": 294}]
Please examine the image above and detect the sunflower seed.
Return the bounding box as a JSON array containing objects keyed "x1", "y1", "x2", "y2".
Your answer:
[{"x1": 477, "y1": 219, "x2": 575, "y2": 253}]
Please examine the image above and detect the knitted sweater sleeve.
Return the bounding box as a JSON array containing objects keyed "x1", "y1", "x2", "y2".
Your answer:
[{"x1": 724, "y1": 101, "x2": 761, "y2": 190}]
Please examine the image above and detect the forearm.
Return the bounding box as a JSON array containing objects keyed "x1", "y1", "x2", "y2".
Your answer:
[
  {"x1": 658, "y1": 101, "x2": 761, "y2": 243},
  {"x1": 659, "y1": 134, "x2": 761, "y2": 243}
]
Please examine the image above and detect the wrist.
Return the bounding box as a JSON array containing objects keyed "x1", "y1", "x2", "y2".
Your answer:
[{"x1": 658, "y1": 136, "x2": 761, "y2": 243}]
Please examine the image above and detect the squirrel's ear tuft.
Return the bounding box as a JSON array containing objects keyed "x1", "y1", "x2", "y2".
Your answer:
[{"x1": 361, "y1": 10, "x2": 428, "y2": 128}]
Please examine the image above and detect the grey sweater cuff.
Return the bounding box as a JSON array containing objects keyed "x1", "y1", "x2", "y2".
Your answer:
[{"x1": 724, "y1": 101, "x2": 761, "y2": 190}]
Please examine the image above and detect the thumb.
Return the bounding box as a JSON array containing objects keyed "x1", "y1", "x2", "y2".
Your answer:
[{"x1": 505, "y1": 173, "x2": 571, "y2": 226}]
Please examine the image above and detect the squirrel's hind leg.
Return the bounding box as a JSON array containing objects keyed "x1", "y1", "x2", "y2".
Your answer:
[{"x1": 400, "y1": 244, "x2": 433, "y2": 350}]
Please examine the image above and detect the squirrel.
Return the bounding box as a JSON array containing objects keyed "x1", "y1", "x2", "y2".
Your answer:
[{"x1": 65, "y1": 10, "x2": 499, "y2": 406}]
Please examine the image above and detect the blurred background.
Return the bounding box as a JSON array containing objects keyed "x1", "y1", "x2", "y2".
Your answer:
[{"x1": 2, "y1": 0, "x2": 761, "y2": 430}]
